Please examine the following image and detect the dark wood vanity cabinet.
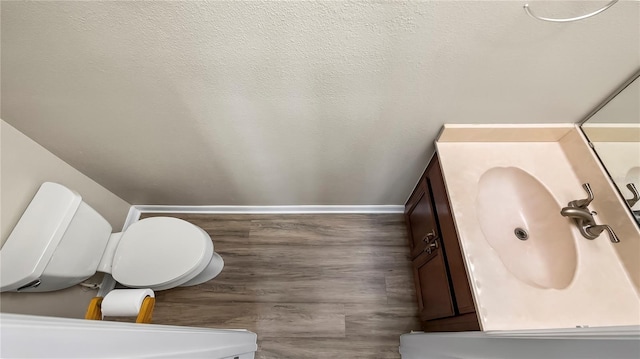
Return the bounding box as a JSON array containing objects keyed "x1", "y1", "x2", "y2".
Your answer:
[
  {"x1": 405, "y1": 153, "x2": 480, "y2": 332},
  {"x1": 413, "y1": 247, "x2": 455, "y2": 321}
]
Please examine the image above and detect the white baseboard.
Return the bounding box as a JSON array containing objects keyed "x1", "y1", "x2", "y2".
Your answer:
[{"x1": 133, "y1": 205, "x2": 404, "y2": 214}]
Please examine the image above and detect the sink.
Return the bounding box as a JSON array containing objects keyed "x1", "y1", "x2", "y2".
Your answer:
[{"x1": 476, "y1": 167, "x2": 577, "y2": 289}]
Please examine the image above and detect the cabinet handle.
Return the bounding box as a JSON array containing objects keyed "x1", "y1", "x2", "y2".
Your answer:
[
  {"x1": 425, "y1": 239, "x2": 439, "y2": 254},
  {"x1": 422, "y1": 230, "x2": 436, "y2": 242}
]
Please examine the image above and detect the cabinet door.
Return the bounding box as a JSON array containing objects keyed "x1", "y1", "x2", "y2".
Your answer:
[
  {"x1": 413, "y1": 245, "x2": 455, "y2": 321},
  {"x1": 405, "y1": 181, "x2": 439, "y2": 258},
  {"x1": 426, "y1": 156, "x2": 476, "y2": 314}
]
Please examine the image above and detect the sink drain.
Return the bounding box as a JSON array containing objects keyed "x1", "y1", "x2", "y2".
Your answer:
[{"x1": 514, "y1": 228, "x2": 529, "y2": 240}]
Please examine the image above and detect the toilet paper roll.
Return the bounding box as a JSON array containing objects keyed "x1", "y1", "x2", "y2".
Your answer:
[{"x1": 101, "y1": 289, "x2": 155, "y2": 318}]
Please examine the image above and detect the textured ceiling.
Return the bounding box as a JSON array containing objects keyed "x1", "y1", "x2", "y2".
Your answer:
[{"x1": 1, "y1": 1, "x2": 639, "y2": 205}]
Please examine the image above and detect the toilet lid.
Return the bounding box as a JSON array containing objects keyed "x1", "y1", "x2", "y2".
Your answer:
[{"x1": 111, "y1": 217, "x2": 213, "y2": 289}]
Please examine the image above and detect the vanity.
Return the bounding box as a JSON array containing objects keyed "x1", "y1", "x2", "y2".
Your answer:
[
  {"x1": 406, "y1": 70, "x2": 640, "y2": 332},
  {"x1": 405, "y1": 153, "x2": 479, "y2": 332}
]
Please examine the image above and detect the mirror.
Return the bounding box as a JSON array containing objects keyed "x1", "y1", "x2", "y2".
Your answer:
[{"x1": 580, "y1": 69, "x2": 640, "y2": 226}]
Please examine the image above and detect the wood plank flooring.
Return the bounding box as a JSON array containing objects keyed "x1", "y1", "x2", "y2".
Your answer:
[{"x1": 140, "y1": 213, "x2": 420, "y2": 359}]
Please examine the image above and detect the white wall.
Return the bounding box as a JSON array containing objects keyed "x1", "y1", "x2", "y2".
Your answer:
[
  {"x1": 0, "y1": 119, "x2": 131, "y2": 318},
  {"x1": 2, "y1": 1, "x2": 638, "y2": 206}
]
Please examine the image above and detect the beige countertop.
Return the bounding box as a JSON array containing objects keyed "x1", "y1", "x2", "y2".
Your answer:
[{"x1": 436, "y1": 124, "x2": 640, "y2": 331}]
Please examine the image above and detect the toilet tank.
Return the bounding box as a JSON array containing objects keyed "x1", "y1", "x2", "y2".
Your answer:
[{"x1": 0, "y1": 182, "x2": 113, "y2": 292}]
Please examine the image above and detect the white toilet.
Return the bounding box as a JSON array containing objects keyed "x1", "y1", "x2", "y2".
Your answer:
[{"x1": 0, "y1": 182, "x2": 224, "y2": 292}]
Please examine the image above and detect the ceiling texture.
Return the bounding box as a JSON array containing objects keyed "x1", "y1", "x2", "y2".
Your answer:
[{"x1": 1, "y1": 1, "x2": 639, "y2": 205}]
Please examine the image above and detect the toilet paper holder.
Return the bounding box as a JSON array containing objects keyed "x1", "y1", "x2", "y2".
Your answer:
[{"x1": 85, "y1": 289, "x2": 156, "y2": 324}]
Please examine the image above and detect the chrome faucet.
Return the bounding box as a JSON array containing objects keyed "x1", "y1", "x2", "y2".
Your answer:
[
  {"x1": 560, "y1": 207, "x2": 594, "y2": 223},
  {"x1": 560, "y1": 183, "x2": 619, "y2": 243}
]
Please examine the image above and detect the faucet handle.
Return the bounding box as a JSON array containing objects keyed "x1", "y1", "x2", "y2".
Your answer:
[
  {"x1": 582, "y1": 183, "x2": 594, "y2": 205},
  {"x1": 569, "y1": 183, "x2": 594, "y2": 208},
  {"x1": 625, "y1": 183, "x2": 639, "y2": 207},
  {"x1": 585, "y1": 224, "x2": 620, "y2": 243}
]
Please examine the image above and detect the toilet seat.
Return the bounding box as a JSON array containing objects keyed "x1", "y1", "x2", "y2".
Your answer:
[{"x1": 111, "y1": 217, "x2": 214, "y2": 291}]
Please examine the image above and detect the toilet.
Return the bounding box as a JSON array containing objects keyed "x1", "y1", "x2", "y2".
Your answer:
[{"x1": 0, "y1": 182, "x2": 224, "y2": 292}]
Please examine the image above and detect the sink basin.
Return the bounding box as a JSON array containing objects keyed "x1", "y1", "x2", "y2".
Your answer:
[{"x1": 476, "y1": 167, "x2": 577, "y2": 289}]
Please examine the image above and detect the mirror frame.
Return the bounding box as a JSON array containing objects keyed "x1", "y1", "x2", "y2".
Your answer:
[{"x1": 578, "y1": 68, "x2": 640, "y2": 227}]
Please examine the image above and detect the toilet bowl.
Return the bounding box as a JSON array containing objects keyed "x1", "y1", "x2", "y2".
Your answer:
[{"x1": 0, "y1": 182, "x2": 224, "y2": 292}]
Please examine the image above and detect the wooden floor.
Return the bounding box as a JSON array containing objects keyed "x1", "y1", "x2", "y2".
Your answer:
[{"x1": 140, "y1": 213, "x2": 420, "y2": 359}]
